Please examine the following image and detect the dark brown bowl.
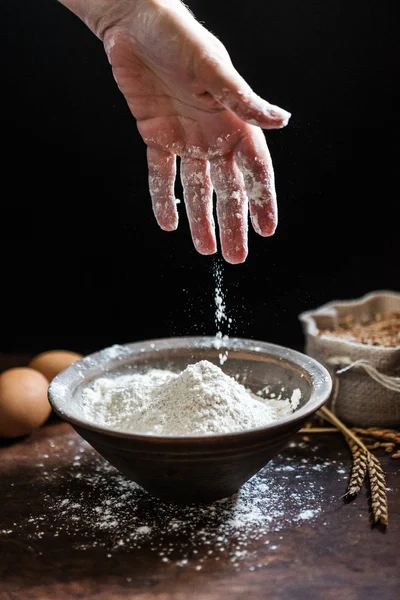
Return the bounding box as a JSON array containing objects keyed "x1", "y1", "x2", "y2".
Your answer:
[{"x1": 48, "y1": 337, "x2": 332, "y2": 504}]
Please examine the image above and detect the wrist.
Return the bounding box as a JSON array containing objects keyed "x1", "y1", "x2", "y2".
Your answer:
[
  {"x1": 57, "y1": 0, "x2": 181, "y2": 39},
  {"x1": 56, "y1": 0, "x2": 141, "y2": 38}
]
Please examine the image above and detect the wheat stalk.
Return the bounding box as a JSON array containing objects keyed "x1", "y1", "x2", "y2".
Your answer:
[
  {"x1": 318, "y1": 406, "x2": 389, "y2": 527},
  {"x1": 346, "y1": 439, "x2": 368, "y2": 496},
  {"x1": 318, "y1": 406, "x2": 369, "y2": 451},
  {"x1": 299, "y1": 427, "x2": 338, "y2": 433}
]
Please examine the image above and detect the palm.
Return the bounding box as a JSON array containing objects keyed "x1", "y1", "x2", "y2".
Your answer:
[
  {"x1": 102, "y1": 3, "x2": 289, "y2": 263},
  {"x1": 119, "y1": 53, "x2": 251, "y2": 162}
]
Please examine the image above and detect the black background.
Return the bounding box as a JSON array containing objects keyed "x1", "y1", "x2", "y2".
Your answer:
[{"x1": 2, "y1": 0, "x2": 399, "y2": 356}]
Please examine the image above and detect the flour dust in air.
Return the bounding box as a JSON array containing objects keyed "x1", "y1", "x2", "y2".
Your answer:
[{"x1": 213, "y1": 258, "x2": 232, "y2": 364}]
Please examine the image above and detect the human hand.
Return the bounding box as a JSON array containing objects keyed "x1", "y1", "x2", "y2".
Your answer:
[{"x1": 64, "y1": 0, "x2": 291, "y2": 263}]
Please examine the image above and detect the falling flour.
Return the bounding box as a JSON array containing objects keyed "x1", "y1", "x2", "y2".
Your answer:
[
  {"x1": 81, "y1": 359, "x2": 301, "y2": 435},
  {"x1": 213, "y1": 259, "x2": 231, "y2": 364}
]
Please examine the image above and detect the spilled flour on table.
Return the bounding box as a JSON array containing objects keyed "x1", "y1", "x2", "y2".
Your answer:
[{"x1": 1, "y1": 432, "x2": 348, "y2": 571}]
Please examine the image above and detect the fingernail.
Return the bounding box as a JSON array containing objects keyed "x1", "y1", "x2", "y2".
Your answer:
[{"x1": 267, "y1": 105, "x2": 292, "y2": 125}]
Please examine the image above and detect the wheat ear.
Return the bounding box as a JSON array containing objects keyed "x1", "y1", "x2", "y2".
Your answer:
[
  {"x1": 318, "y1": 406, "x2": 389, "y2": 527},
  {"x1": 346, "y1": 439, "x2": 368, "y2": 496},
  {"x1": 353, "y1": 427, "x2": 400, "y2": 445},
  {"x1": 367, "y1": 453, "x2": 389, "y2": 526}
]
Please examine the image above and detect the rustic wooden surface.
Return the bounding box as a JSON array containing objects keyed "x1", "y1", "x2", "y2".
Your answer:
[{"x1": 0, "y1": 352, "x2": 399, "y2": 600}]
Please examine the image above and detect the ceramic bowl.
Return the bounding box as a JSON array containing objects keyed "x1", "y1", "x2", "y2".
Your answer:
[{"x1": 48, "y1": 337, "x2": 332, "y2": 504}]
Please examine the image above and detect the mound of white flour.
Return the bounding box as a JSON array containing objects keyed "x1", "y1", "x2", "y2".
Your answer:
[{"x1": 81, "y1": 360, "x2": 301, "y2": 436}]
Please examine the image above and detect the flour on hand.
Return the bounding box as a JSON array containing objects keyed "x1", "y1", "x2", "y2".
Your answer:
[{"x1": 81, "y1": 359, "x2": 301, "y2": 436}]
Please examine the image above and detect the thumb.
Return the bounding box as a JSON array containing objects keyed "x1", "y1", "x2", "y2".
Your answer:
[{"x1": 204, "y1": 61, "x2": 291, "y2": 129}]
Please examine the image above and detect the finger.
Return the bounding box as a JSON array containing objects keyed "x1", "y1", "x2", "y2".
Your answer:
[
  {"x1": 210, "y1": 154, "x2": 248, "y2": 264},
  {"x1": 180, "y1": 158, "x2": 217, "y2": 255},
  {"x1": 147, "y1": 147, "x2": 178, "y2": 231},
  {"x1": 236, "y1": 128, "x2": 277, "y2": 237},
  {"x1": 201, "y1": 59, "x2": 291, "y2": 129}
]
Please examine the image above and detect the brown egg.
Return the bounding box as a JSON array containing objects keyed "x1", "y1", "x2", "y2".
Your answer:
[
  {"x1": 29, "y1": 350, "x2": 84, "y2": 382},
  {"x1": 0, "y1": 367, "x2": 52, "y2": 438}
]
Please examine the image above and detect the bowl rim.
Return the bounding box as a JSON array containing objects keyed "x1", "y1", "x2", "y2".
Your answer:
[{"x1": 48, "y1": 336, "x2": 332, "y2": 443}]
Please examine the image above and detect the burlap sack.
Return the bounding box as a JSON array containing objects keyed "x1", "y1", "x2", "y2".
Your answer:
[{"x1": 299, "y1": 290, "x2": 400, "y2": 428}]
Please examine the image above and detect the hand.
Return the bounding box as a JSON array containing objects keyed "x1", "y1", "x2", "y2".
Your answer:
[{"x1": 79, "y1": 0, "x2": 291, "y2": 263}]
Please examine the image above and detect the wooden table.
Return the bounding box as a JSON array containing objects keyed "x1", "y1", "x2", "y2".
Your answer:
[{"x1": 1, "y1": 353, "x2": 399, "y2": 600}]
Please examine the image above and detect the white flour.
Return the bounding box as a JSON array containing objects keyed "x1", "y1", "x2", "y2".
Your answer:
[
  {"x1": 213, "y1": 259, "x2": 231, "y2": 364},
  {"x1": 81, "y1": 359, "x2": 301, "y2": 435}
]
